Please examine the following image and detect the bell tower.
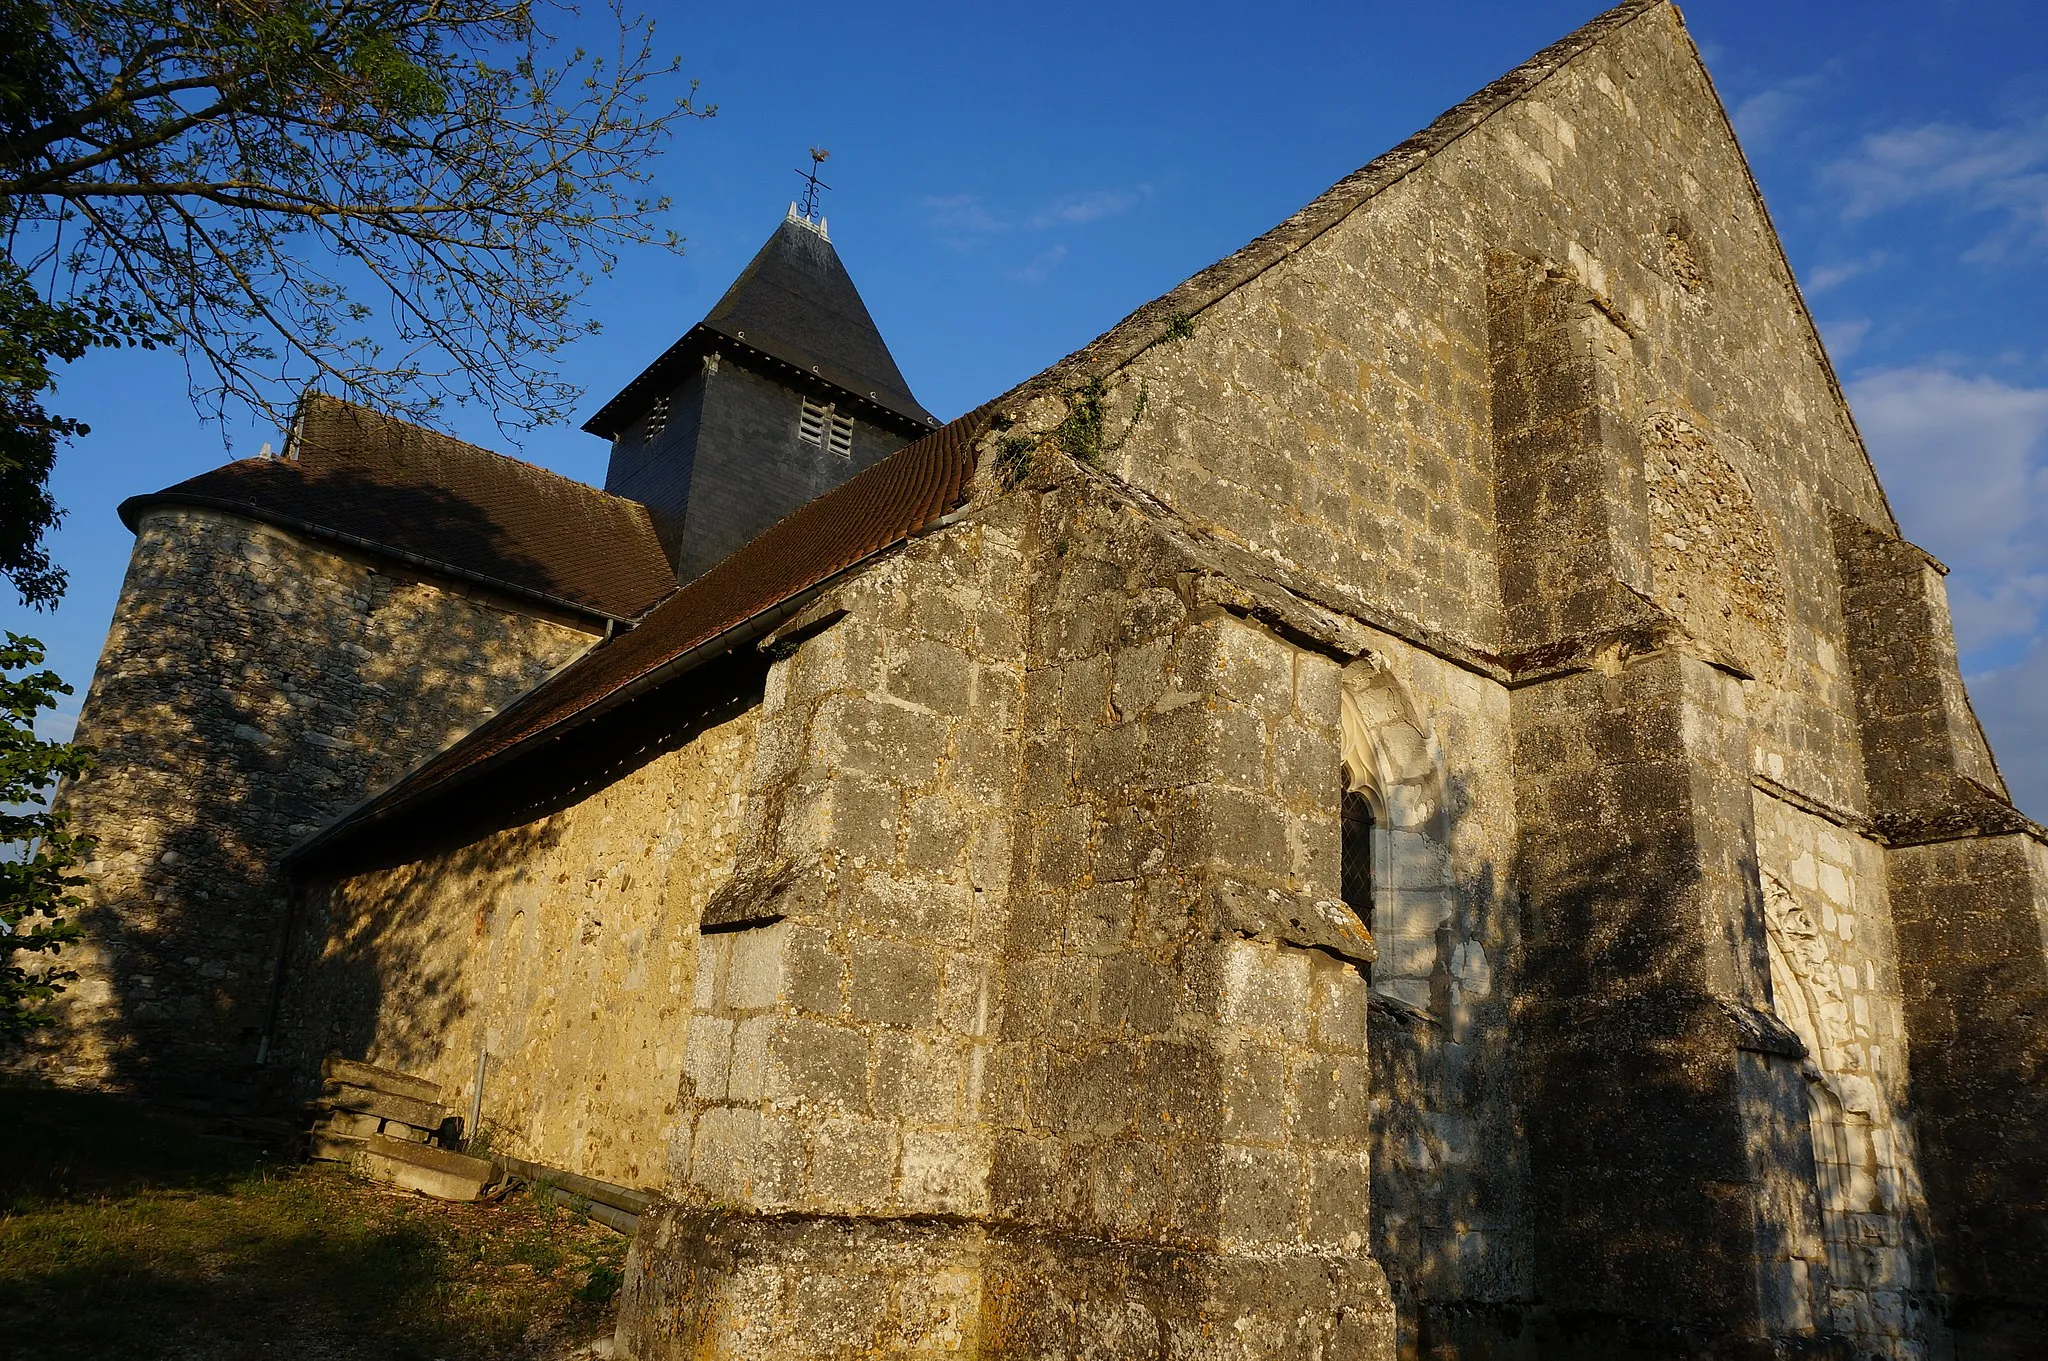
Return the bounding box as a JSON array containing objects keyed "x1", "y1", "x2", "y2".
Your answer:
[{"x1": 585, "y1": 201, "x2": 938, "y2": 583}]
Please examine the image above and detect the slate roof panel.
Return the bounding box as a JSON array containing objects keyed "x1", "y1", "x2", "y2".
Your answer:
[{"x1": 585, "y1": 216, "x2": 937, "y2": 438}]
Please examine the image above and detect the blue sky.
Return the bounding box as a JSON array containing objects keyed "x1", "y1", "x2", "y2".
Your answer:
[{"x1": 8, "y1": 0, "x2": 2046, "y2": 816}]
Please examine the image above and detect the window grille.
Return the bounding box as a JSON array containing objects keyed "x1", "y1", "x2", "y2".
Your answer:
[
  {"x1": 645, "y1": 395, "x2": 671, "y2": 439},
  {"x1": 827, "y1": 411, "x2": 855, "y2": 458}
]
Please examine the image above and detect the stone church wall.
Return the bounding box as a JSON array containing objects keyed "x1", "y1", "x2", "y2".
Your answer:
[
  {"x1": 278, "y1": 697, "x2": 761, "y2": 1191},
  {"x1": 1049, "y1": 4, "x2": 1957, "y2": 1349},
  {"x1": 1753, "y1": 791, "x2": 1942, "y2": 1357},
  {"x1": 621, "y1": 480, "x2": 1397, "y2": 1357},
  {"x1": 20, "y1": 507, "x2": 594, "y2": 1098}
]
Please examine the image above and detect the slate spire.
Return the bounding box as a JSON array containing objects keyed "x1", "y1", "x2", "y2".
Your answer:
[
  {"x1": 698, "y1": 208, "x2": 935, "y2": 427},
  {"x1": 589, "y1": 206, "x2": 940, "y2": 583},
  {"x1": 584, "y1": 209, "x2": 935, "y2": 438}
]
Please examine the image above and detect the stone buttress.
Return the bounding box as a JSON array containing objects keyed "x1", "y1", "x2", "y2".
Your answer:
[
  {"x1": 616, "y1": 482, "x2": 1398, "y2": 1358},
  {"x1": 1835, "y1": 516, "x2": 2048, "y2": 1358}
]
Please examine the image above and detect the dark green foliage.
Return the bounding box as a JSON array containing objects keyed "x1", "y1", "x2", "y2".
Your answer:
[
  {"x1": 1162, "y1": 311, "x2": 1199, "y2": 342},
  {"x1": 1, "y1": 633, "x2": 90, "y2": 1041},
  {"x1": 1051, "y1": 376, "x2": 1148, "y2": 469},
  {"x1": 577, "y1": 1261, "x2": 623, "y2": 1303},
  {"x1": 1054, "y1": 377, "x2": 1110, "y2": 465},
  {"x1": 993, "y1": 432, "x2": 1037, "y2": 489},
  {"x1": 0, "y1": 258, "x2": 159, "y2": 608}
]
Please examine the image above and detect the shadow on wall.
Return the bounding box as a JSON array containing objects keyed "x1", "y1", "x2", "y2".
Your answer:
[
  {"x1": 27, "y1": 473, "x2": 594, "y2": 1105},
  {"x1": 271, "y1": 656, "x2": 765, "y2": 1109},
  {"x1": 1512, "y1": 828, "x2": 1824, "y2": 1351},
  {"x1": 1348, "y1": 649, "x2": 1841, "y2": 1355}
]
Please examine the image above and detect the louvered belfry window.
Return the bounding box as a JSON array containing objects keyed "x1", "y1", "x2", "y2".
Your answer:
[
  {"x1": 644, "y1": 395, "x2": 671, "y2": 440},
  {"x1": 799, "y1": 397, "x2": 829, "y2": 446},
  {"x1": 800, "y1": 398, "x2": 856, "y2": 457}
]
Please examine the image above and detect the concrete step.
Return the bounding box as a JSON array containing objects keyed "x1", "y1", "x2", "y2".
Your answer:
[
  {"x1": 319, "y1": 1080, "x2": 448, "y2": 1130},
  {"x1": 321, "y1": 1055, "x2": 442, "y2": 1105},
  {"x1": 314, "y1": 1108, "x2": 431, "y2": 1143},
  {"x1": 308, "y1": 1130, "x2": 367, "y2": 1162},
  {"x1": 359, "y1": 1134, "x2": 499, "y2": 1202}
]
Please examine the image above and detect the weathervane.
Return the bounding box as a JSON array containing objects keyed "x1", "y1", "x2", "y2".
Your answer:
[{"x1": 794, "y1": 147, "x2": 831, "y2": 221}]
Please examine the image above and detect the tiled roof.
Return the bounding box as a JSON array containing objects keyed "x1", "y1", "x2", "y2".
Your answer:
[
  {"x1": 585, "y1": 214, "x2": 938, "y2": 439},
  {"x1": 293, "y1": 403, "x2": 993, "y2": 862},
  {"x1": 120, "y1": 396, "x2": 677, "y2": 622}
]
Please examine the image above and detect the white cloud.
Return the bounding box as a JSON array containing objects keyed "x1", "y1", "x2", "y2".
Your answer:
[
  {"x1": 1823, "y1": 118, "x2": 2048, "y2": 252},
  {"x1": 1026, "y1": 187, "x2": 1146, "y2": 229},
  {"x1": 1846, "y1": 367, "x2": 2048, "y2": 652},
  {"x1": 1968, "y1": 636, "x2": 2048, "y2": 821},
  {"x1": 1805, "y1": 251, "x2": 1888, "y2": 294},
  {"x1": 1863, "y1": 368, "x2": 2048, "y2": 814},
  {"x1": 1817, "y1": 316, "x2": 1871, "y2": 361},
  {"x1": 1007, "y1": 244, "x2": 1068, "y2": 285},
  {"x1": 1729, "y1": 62, "x2": 1842, "y2": 148},
  {"x1": 922, "y1": 193, "x2": 1009, "y2": 238},
  {"x1": 924, "y1": 185, "x2": 1149, "y2": 242},
  {"x1": 37, "y1": 706, "x2": 78, "y2": 744}
]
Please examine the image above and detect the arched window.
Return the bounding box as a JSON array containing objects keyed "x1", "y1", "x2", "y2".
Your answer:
[
  {"x1": 1341, "y1": 781, "x2": 1376, "y2": 981},
  {"x1": 1340, "y1": 664, "x2": 1455, "y2": 1015}
]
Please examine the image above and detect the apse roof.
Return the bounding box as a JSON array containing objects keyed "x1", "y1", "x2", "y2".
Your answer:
[
  {"x1": 120, "y1": 395, "x2": 676, "y2": 623},
  {"x1": 584, "y1": 210, "x2": 938, "y2": 440}
]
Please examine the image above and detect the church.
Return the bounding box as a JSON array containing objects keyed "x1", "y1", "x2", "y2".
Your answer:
[{"x1": 24, "y1": 3, "x2": 2048, "y2": 1358}]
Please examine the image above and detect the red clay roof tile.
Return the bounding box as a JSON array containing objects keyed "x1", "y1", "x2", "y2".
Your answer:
[{"x1": 121, "y1": 395, "x2": 676, "y2": 622}]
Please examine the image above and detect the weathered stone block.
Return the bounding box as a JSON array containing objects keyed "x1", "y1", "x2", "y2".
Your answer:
[
  {"x1": 1218, "y1": 940, "x2": 1314, "y2": 1044},
  {"x1": 724, "y1": 922, "x2": 788, "y2": 1012},
  {"x1": 806, "y1": 1114, "x2": 899, "y2": 1210},
  {"x1": 872, "y1": 1031, "x2": 963, "y2": 1126},
  {"x1": 897, "y1": 1128, "x2": 990, "y2": 1215},
  {"x1": 768, "y1": 1016, "x2": 870, "y2": 1114},
  {"x1": 847, "y1": 934, "x2": 941, "y2": 1029},
  {"x1": 1217, "y1": 1143, "x2": 1303, "y2": 1248},
  {"x1": 885, "y1": 637, "x2": 974, "y2": 717}
]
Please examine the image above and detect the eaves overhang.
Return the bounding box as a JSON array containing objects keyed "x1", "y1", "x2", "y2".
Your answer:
[{"x1": 581, "y1": 322, "x2": 941, "y2": 442}]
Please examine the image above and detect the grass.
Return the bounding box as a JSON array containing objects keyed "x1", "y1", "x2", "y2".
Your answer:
[{"x1": 0, "y1": 1085, "x2": 628, "y2": 1360}]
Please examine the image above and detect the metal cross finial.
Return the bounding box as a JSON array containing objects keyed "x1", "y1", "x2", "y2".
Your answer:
[{"x1": 795, "y1": 147, "x2": 832, "y2": 221}]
